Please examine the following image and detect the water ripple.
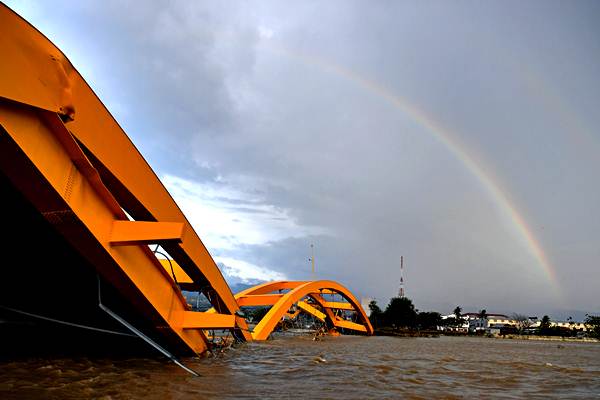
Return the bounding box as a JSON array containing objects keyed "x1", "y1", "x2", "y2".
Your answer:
[{"x1": 1, "y1": 336, "x2": 599, "y2": 399}]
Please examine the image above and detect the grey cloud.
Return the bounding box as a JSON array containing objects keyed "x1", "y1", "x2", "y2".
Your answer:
[{"x1": 9, "y1": 0, "x2": 599, "y2": 315}]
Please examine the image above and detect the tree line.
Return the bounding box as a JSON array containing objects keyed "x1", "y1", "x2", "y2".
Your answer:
[
  {"x1": 367, "y1": 297, "x2": 473, "y2": 331},
  {"x1": 368, "y1": 296, "x2": 600, "y2": 338},
  {"x1": 368, "y1": 297, "x2": 442, "y2": 331}
]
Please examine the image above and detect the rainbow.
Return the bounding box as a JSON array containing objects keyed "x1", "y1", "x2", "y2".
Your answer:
[{"x1": 261, "y1": 42, "x2": 560, "y2": 292}]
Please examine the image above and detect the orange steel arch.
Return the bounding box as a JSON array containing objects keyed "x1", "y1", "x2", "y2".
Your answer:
[
  {"x1": 0, "y1": 3, "x2": 372, "y2": 356},
  {"x1": 235, "y1": 281, "x2": 374, "y2": 340},
  {"x1": 0, "y1": 3, "x2": 251, "y2": 355}
]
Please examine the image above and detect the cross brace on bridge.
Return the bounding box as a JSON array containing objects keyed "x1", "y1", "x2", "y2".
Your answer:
[{"x1": 0, "y1": 2, "x2": 372, "y2": 357}]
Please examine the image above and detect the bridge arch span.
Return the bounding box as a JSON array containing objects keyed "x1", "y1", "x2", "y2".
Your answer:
[
  {"x1": 0, "y1": 3, "x2": 372, "y2": 357},
  {"x1": 236, "y1": 280, "x2": 374, "y2": 340}
]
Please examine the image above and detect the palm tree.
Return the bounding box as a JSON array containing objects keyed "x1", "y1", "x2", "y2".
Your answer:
[
  {"x1": 453, "y1": 306, "x2": 463, "y2": 329},
  {"x1": 368, "y1": 300, "x2": 383, "y2": 328},
  {"x1": 453, "y1": 306, "x2": 462, "y2": 320}
]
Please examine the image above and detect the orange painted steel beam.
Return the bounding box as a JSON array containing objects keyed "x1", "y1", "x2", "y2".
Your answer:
[
  {"x1": 309, "y1": 294, "x2": 368, "y2": 332},
  {"x1": 309, "y1": 294, "x2": 366, "y2": 332},
  {"x1": 227, "y1": 281, "x2": 373, "y2": 339},
  {"x1": 59, "y1": 50, "x2": 249, "y2": 336},
  {"x1": 297, "y1": 300, "x2": 326, "y2": 321},
  {"x1": 0, "y1": 3, "x2": 250, "y2": 350},
  {"x1": 0, "y1": 4, "x2": 251, "y2": 343},
  {"x1": 317, "y1": 289, "x2": 337, "y2": 295},
  {"x1": 0, "y1": 3, "x2": 251, "y2": 343},
  {"x1": 0, "y1": 4, "x2": 373, "y2": 353},
  {"x1": 309, "y1": 293, "x2": 342, "y2": 327},
  {"x1": 0, "y1": 7, "x2": 74, "y2": 116},
  {"x1": 158, "y1": 259, "x2": 193, "y2": 284},
  {"x1": 333, "y1": 317, "x2": 368, "y2": 333},
  {"x1": 0, "y1": 101, "x2": 208, "y2": 354},
  {"x1": 235, "y1": 281, "x2": 308, "y2": 297},
  {"x1": 248, "y1": 281, "x2": 373, "y2": 340},
  {"x1": 315, "y1": 299, "x2": 355, "y2": 310},
  {"x1": 110, "y1": 221, "x2": 185, "y2": 246},
  {"x1": 236, "y1": 294, "x2": 283, "y2": 307},
  {"x1": 328, "y1": 302, "x2": 354, "y2": 310},
  {"x1": 182, "y1": 312, "x2": 235, "y2": 329}
]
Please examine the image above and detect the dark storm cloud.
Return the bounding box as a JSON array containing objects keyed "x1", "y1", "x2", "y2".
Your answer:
[{"x1": 9, "y1": 0, "x2": 599, "y2": 315}]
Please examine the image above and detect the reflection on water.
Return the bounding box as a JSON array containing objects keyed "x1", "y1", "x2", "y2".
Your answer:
[{"x1": 1, "y1": 336, "x2": 599, "y2": 399}]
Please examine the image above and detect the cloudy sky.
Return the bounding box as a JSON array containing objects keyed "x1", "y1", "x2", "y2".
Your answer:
[{"x1": 8, "y1": 1, "x2": 599, "y2": 316}]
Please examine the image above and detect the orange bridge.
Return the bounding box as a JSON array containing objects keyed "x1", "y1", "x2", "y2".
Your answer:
[{"x1": 0, "y1": 3, "x2": 373, "y2": 358}]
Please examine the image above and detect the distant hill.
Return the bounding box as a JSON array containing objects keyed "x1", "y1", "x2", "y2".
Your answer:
[
  {"x1": 181, "y1": 280, "x2": 268, "y2": 311},
  {"x1": 228, "y1": 282, "x2": 262, "y2": 295}
]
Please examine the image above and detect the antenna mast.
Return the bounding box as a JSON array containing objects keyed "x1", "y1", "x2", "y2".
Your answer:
[
  {"x1": 399, "y1": 256, "x2": 405, "y2": 298},
  {"x1": 310, "y1": 243, "x2": 315, "y2": 281}
]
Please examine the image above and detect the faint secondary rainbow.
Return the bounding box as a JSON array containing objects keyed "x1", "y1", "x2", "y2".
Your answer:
[{"x1": 261, "y1": 42, "x2": 560, "y2": 291}]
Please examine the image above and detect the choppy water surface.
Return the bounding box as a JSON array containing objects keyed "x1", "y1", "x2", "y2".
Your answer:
[{"x1": 1, "y1": 336, "x2": 599, "y2": 399}]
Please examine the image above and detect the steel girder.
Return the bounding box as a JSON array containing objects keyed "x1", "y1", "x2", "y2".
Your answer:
[
  {"x1": 0, "y1": 3, "x2": 249, "y2": 355},
  {"x1": 0, "y1": 4, "x2": 373, "y2": 356},
  {"x1": 234, "y1": 280, "x2": 374, "y2": 340}
]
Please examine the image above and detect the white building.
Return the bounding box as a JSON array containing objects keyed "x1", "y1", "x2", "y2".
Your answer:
[{"x1": 441, "y1": 312, "x2": 589, "y2": 334}]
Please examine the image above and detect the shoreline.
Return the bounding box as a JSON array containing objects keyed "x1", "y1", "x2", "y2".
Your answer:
[
  {"x1": 374, "y1": 329, "x2": 599, "y2": 343},
  {"x1": 492, "y1": 334, "x2": 599, "y2": 343}
]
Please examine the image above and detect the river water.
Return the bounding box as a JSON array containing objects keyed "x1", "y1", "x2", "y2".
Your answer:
[{"x1": 1, "y1": 335, "x2": 599, "y2": 399}]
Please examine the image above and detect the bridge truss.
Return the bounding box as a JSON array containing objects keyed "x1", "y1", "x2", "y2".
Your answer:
[{"x1": 0, "y1": 3, "x2": 372, "y2": 356}]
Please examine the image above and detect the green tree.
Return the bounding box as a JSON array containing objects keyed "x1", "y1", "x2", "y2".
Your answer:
[
  {"x1": 384, "y1": 297, "x2": 417, "y2": 329},
  {"x1": 417, "y1": 311, "x2": 442, "y2": 330},
  {"x1": 249, "y1": 306, "x2": 270, "y2": 323},
  {"x1": 453, "y1": 306, "x2": 463, "y2": 327},
  {"x1": 441, "y1": 317, "x2": 458, "y2": 328},
  {"x1": 539, "y1": 315, "x2": 551, "y2": 334},
  {"x1": 368, "y1": 300, "x2": 383, "y2": 328},
  {"x1": 478, "y1": 309, "x2": 487, "y2": 320},
  {"x1": 584, "y1": 314, "x2": 600, "y2": 339}
]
